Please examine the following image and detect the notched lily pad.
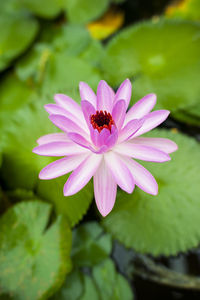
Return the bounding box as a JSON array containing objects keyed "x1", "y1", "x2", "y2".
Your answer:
[
  {"x1": 71, "y1": 222, "x2": 112, "y2": 266},
  {"x1": 0, "y1": 201, "x2": 72, "y2": 300},
  {"x1": 103, "y1": 129, "x2": 200, "y2": 256}
]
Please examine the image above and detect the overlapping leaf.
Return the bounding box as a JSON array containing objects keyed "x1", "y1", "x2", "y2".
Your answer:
[{"x1": 0, "y1": 201, "x2": 72, "y2": 300}]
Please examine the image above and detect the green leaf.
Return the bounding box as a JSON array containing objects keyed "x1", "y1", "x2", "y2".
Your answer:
[
  {"x1": 41, "y1": 52, "x2": 101, "y2": 98},
  {"x1": 36, "y1": 177, "x2": 94, "y2": 228},
  {"x1": 93, "y1": 259, "x2": 133, "y2": 300},
  {"x1": 166, "y1": 0, "x2": 200, "y2": 21},
  {"x1": 71, "y1": 222, "x2": 112, "y2": 267},
  {"x1": 1, "y1": 100, "x2": 55, "y2": 190},
  {"x1": 17, "y1": 0, "x2": 63, "y2": 19},
  {"x1": 102, "y1": 19, "x2": 200, "y2": 119},
  {"x1": 80, "y1": 274, "x2": 99, "y2": 300},
  {"x1": 16, "y1": 25, "x2": 92, "y2": 83},
  {"x1": 0, "y1": 201, "x2": 72, "y2": 300},
  {"x1": 103, "y1": 129, "x2": 200, "y2": 256},
  {"x1": 52, "y1": 269, "x2": 84, "y2": 300},
  {"x1": 64, "y1": 0, "x2": 109, "y2": 24},
  {"x1": 0, "y1": 13, "x2": 39, "y2": 71},
  {"x1": 0, "y1": 72, "x2": 35, "y2": 114}
]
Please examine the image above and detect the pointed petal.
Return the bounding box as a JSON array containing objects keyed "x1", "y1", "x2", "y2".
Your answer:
[
  {"x1": 49, "y1": 114, "x2": 89, "y2": 139},
  {"x1": 97, "y1": 80, "x2": 113, "y2": 112},
  {"x1": 94, "y1": 160, "x2": 117, "y2": 217},
  {"x1": 81, "y1": 100, "x2": 96, "y2": 128},
  {"x1": 39, "y1": 154, "x2": 88, "y2": 179},
  {"x1": 132, "y1": 110, "x2": 170, "y2": 138},
  {"x1": 68, "y1": 132, "x2": 92, "y2": 150},
  {"x1": 33, "y1": 141, "x2": 89, "y2": 156},
  {"x1": 44, "y1": 103, "x2": 68, "y2": 115},
  {"x1": 64, "y1": 154, "x2": 102, "y2": 196},
  {"x1": 79, "y1": 81, "x2": 97, "y2": 107},
  {"x1": 115, "y1": 79, "x2": 132, "y2": 109},
  {"x1": 130, "y1": 137, "x2": 178, "y2": 154},
  {"x1": 114, "y1": 142, "x2": 171, "y2": 162},
  {"x1": 54, "y1": 94, "x2": 85, "y2": 123},
  {"x1": 121, "y1": 156, "x2": 158, "y2": 195},
  {"x1": 112, "y1": 100, "x2": 126, "y2": 130},
  {"x1": 44, "y1": 103, "x2": 87, "y2": 128},
  {"x1": 98, "y1": 128, "x2": 110, "y2": 147},
  {"x1": 125, "y1": 94, "x2": 156, "y2": 125},
  {"x1": 118, "y1": 119, "x2": 144, "y2": 143},
  {"x1": 104, "y1": 152, "x2": 135, "y2": 193},
  {"x1": 37, "y1": 133, "x2": 69, "y2": 145}
]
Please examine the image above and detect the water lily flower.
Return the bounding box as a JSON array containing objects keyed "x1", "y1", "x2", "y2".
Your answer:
[{"x1": 33, "y1": 79, "x2": 178, "y2": 216}]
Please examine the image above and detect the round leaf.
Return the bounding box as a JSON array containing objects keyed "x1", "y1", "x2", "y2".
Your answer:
[
  {"x1": 64, "y1": 0, "x2": 109, "y2": 24},
  {"x1": 71, "y1": 222, "x2": 112, "y2": 266},
  {"x1": 0, "y1": 13, "x2": 39, "y2": 71},
  {"x1": 36, "y1": 177, "x2": 94, "y2": 228},
  {"x1": 103, "y1": 130, "x2": 200, "y2": 256},
  {"x1": 102, "y1": 19, "x2": 200, "y2": 119},
  {"x1": 0, "y1": 201, "x2": 72, "y2": 299}
]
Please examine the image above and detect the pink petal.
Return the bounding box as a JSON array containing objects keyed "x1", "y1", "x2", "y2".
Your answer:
[
  {"x1": 44, "y1": 103, "x2": 68, "y2": 115},
  {"x1": 37, "y1": 133, "x2": 70, "y2": 145},
  {"x1": 68, "y1": 132, "x2": 92, "y2": 150},
  {"x1": 79, "y1": 81, "x2": 97, "y2": 108},
  {"x1": 54, "y1": 94, "x2": 85, "y2": 123},
  {"x1": 124, "y1": 94, "x2": 157, "y2": 125},
  {"x1": 90, "y1": 127, "x2": 100, "y2": 147},
  {"x1": 44, "y1": 103, "x2": 87, "y2": 128},
  {"x1": 130, "y1": 137, "x2": 178, "y2": 154},
  {"x1": 105, "y1": 125, "x2": 118, "y2": 148},
  {"x1": 33, "y1": 141, "x2": 89, "y2": 156},
  {"x1": 64, "y1": 154, "x2": 102, "y2": 196},
  {"x1": 98, "y1": 128, "x2": 110, "y2": 147},
  {"x1": 97, "y1": 80, "x2": 114, "y2": 112},
  {"x1": 121, "y1": 156, "x2": 158, "y2": 195},
  {"x1": 114, "y1": 142, "x2": 171, "y2": 162},
  {"x1": 94, "y1": 160, "x2": 117, "y2": 217},
  {"x1": 118, "y1": 119, "x2": 144, "y2": 143},
  {"x1": 81, "y1": 100, "x2": 96, "y2": 128},
  {"x1": 132, "y1": 110, "x2": 170, "y2": 138},
  {"x1": 49, "y1": 114, "x2": 89, "y2": 139},
  {"x1": 115, "y1": 79, "x2": 132, "y2": 109},
  {"x1": 104, "y1": 151, "x2": 135, "y2": 193},
  {"x1": 39, "y1": 154, "x2": 88, "y2": 179},
  {"x1": 112, "y1": 100, "x2": 126, "y2": 130}
]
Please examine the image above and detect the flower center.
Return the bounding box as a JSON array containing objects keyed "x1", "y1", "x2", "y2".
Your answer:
[{"x1": 90, "y1": 110, "x2": 114, "y2": 133}]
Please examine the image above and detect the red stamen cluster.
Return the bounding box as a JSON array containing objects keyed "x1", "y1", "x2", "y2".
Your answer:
[{"x1": 90, "y1": 110, "x2": 114, "y2": 133}]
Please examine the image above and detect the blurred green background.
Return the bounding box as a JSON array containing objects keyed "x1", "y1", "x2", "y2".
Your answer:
[{"x1": 0, "y1": 0, "x2": 200, "y2": 299}]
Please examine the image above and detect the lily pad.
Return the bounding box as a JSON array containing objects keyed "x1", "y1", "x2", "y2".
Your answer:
[
  {"x1": 71, "y1": 222, "x2": 112, "y2": 266},
  {"x1": 17, "y1": 0, "x2": 63, "y2": 19},
  {"x1": 102, "y1": 19, "x2": 200, "y2": 121},
  {"x1": 36, "y1": 177, "x2": 93, "y2": 228},
  {"x1": 52, "y1": 259, "x2": 133, "y2": 300},
  {"x1": 103, "y1": 129, "x2": 200, "y2": 256},
  {"x1": 0, "y1": 201, "x2": 72, "y2": 300},
  {"x1": 1, "y1": 100, "x2": 55, "y2": 190},
  {"x1": 0, "y1": 13, "x2": 39, "y2": 71},
  {"x1": 64, "y1": 0, "x2": 109, "y2": 24},
  {"x1": 93, "y1": 259, "x2": 133, "y2": 300},
  {"x1": 166, "y1": 0, "x2": 200, "y2": 21},
  {"x1": 1, "y1": 99, "x2": 94, "y2": 227}
]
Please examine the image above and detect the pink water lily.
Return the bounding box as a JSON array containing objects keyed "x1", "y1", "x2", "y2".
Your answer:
[{"x1": 33, "y1": 79, "x2": 178, "y2": 216}]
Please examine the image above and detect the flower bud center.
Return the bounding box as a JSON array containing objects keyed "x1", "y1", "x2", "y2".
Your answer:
[{"x1": 90, "y1": 110, "x2": 114, "y2": 133}]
